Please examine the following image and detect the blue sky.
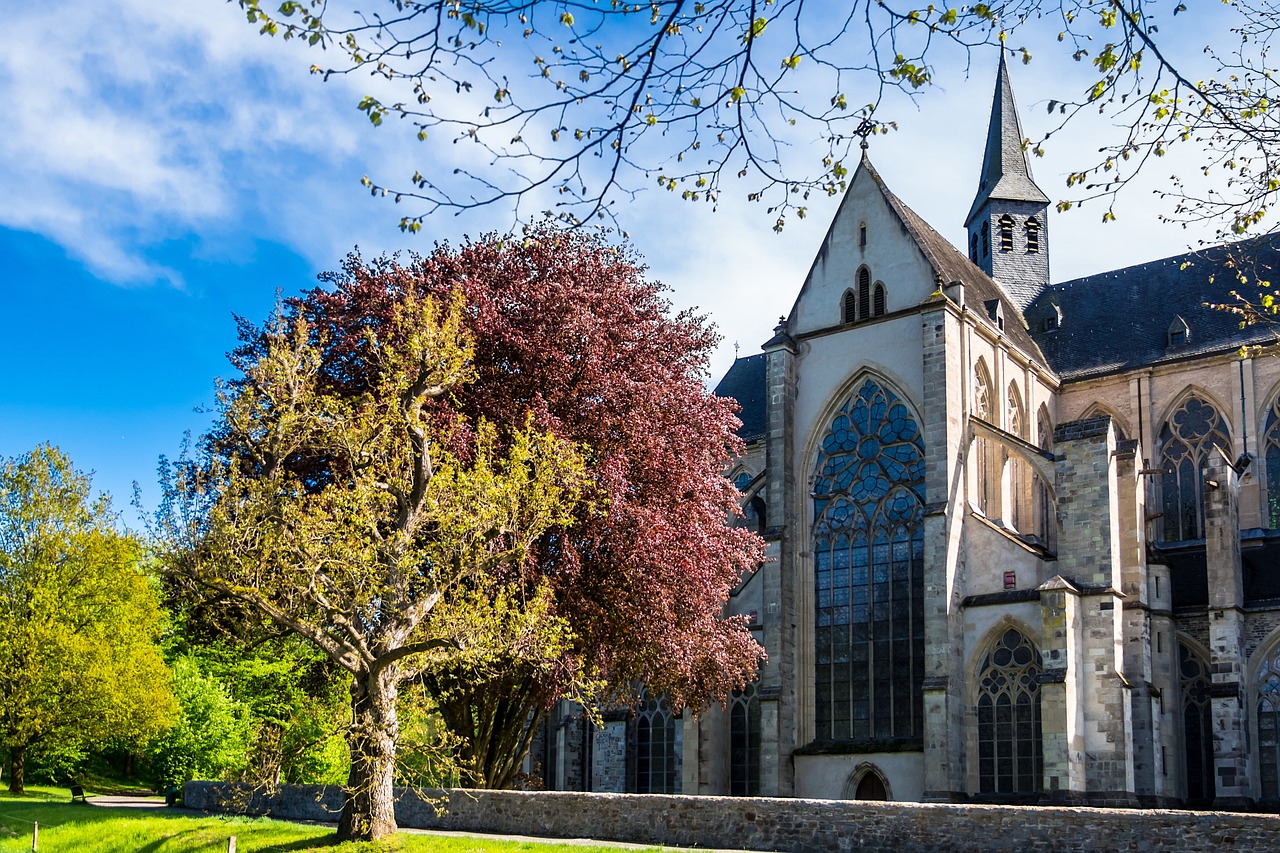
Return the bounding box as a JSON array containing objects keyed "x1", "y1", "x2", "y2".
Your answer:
[{"x1": 0, "y1": 1, "x2": 1232, "y2": 519}]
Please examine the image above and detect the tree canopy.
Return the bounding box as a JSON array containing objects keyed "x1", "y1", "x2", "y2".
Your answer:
[
  {"x1": 234, "y1": 0, "x2": 1280, "y2": 238},
  {"x1": 0, "y1": 446, "x2": 177, "y2": 794}
]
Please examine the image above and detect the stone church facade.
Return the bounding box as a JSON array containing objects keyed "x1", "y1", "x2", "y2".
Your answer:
[{"x1": 532, "y1": 57, "x2": 1280, "y2": 809}]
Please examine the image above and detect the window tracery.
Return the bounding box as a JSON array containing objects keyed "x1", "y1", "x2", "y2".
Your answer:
[
  {"x1": 729, "y1": 683, "x2": 761, "y2": 796},
  {"x1": 976, "y1": 628, "x2": 1043, "y2": 795},
  {"x1": 1159, "y1": 397, "x2": 1230, "y2": 541},
  {"x1": 812, "y1": 378, "x2": 925, "y2": 742},
  {"x1": 1180, "y1": 643, "x2": 1214, "y2": 804},
  {"x1": 632, "y1": 686, "x2": 680, "y2": 793}
]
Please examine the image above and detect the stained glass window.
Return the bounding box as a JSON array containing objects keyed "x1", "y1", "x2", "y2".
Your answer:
[
  {"x1": 729, "y1": 683, "x2": 761, "y2": 796},
  {"x1": 1264, "y1": 398, "x2": 1280, "y2": 529},
  {"x1": 1159, "y1": 397, "x2": 1230, "y2": 541},
  {"x1": 1179, "y1": 643, "x2": 1214, "y2": 804},
  {"x1": 813, "y1": 378, "x2": 925, "y2": 741},
  {"x1": 633, "y1": 687, "x2": 680, "y2": 793},
  {"x1": 1258, "y1": 645, "x2": 1280, "y2": 800},
  {"x1": 976, "y1": 628, "x2": 1043, "y2": 795}
]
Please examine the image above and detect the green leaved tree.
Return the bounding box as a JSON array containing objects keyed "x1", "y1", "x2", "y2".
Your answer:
[
  {"x1": 0, "y1": 446, "x2": 177, "y2": 794},
  {"x1": 156, "y1": 289, "x2": 588, "y2": 841}
]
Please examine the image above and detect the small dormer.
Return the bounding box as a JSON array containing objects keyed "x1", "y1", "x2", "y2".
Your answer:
[
  {"x1": 984, "y1": 298, "x2": 1005, "y2": 333},
  {"x1": 1167, "y1": 315, "x2": 1191, "y2": 348},
  {"x1": 1043, "y1": 303, "x2": 1063, "y2": 333}
]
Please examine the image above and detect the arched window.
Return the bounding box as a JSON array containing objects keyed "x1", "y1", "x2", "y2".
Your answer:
[
  {"x1": 970, "y1": 233, "x2": 979, "y2": 262},
  {"x1": 858, "y1": 221, "x2": 868, "y2": 249},
  {"x1": 998, "y1": 214, "x2": 1014, "y2": 252},
  {"x1": 1179, "y1": 642, "x2": 1214, "y2": 805},
  {"x1": 842, "y1": 289, "x2": 857, "y2": 324},
  {"x1": 729, "y1": 683, "x2": 761, "y2": 796},
  {"x1": 813, "y1": 378, "x2": 925, "y2": 742},
  {"x1": 1025, "y1": 217, "x2": 1041, "y2": 254},
  {"x1": 1258, "y1": 642, "x2": 1280, "y2": 800},
  {"x1": 873, "y1": 283, "x2": 886, "y2": 317},
  {"x1": 973, "y1": 360, "x2": 995, "y2": 515},
  {"x1": 632, "y1": 686, "x2": 680, "y2": 793},
  {"x1": 1263, "y1": 395, "x2": 1280, "y2": 528},
  {"x1": 1034, "y1": 406, "x2": 1056, "y2": 550},
  {"x1": 981, "y1": 221, "x2": 991, "y2": 257},
  {"x1": 857, "y1": 267, "x2": 872, "y2": 320},
  {"x1": 976, "y1": 628, "x2": 1043, "y2": 796},
  {"x1": 1006, "y1": 383, "x2": 1028, "y2": 532},
  {"x1": 1159, "y1": 397, "x2": 1230, "y2": 541}
]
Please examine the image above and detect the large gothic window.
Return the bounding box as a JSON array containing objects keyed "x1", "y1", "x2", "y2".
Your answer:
[
  {"x1": 632, "y1": 687, "x2": 680, "y2": 793},
  {"x1": 1159, "y1": 397, "x2": 1230, "y2": 541},
  {"x1": 1179, "y1": 642, "x2": 1215, "y2": 805},
  {"x1": 1264, "y1": 396, "x2": 1280, "y2": 528},
  {"x1": 729, "y1": 683, "x2": 761, "y2": 796},
  {"x1": 813, "y1": 378, "x2": 925, "y2": 742},
  {"x1": 1258, "y1": 644, "x2": 1280, "y2": 801},
  {"x1": 973, "y1": 361, "x2": 995, "y2": 515},
  {"x1": 976, "y1": 628, "x2": 1043, "y2": 796}
]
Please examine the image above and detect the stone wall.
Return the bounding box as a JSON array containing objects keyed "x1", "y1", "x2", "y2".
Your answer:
[{"x1": 184, "y1": 782, "x2": 1280, "y2": 852}]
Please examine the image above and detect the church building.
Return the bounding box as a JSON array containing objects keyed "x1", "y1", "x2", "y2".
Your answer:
[{"x1": 537, "y1": 56, "x2": 1280, "y2": 809}]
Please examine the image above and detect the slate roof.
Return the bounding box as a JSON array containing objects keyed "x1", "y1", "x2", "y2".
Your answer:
[
  {"x1": 1027, "y1": 235, "x2": 1280, "y2": 380},
  {"x1": 965, "y1": 54, "x2": 1050, "y2": 227},
  {"x1": 714, "y1": 352, "x2": 768, "y2": 442}
]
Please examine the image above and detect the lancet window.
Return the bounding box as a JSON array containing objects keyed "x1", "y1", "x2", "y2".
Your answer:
[
  {"x1": 812, "y1": 378, "x2": 925, "y2": 742},
  {"x1": 729, "y1": 683, "x2": 761, "y2": 796},
  {"x1": 1263, "y1": 396, "x2": 1280, "y2": 528},
  {"x1": 632, "y1": 687, "x2": 680, "y2": 793},
  {"x1": 1180, "y1": 643, "x2": 1214, "y2": 804}
]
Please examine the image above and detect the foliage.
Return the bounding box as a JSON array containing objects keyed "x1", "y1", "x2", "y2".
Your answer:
[
  {"x1": 232, "y1": 1, "x2": 1280, "y2": 237},
  {"x1": 142, "y1": 657, "x2": 253, "y2": 789},
  {"x1": 298, "y1": 224, "x2": 765, "y2": 788},
  {"x1": 0, "y1": 446, "x2": 177, "y2": 794},
  {"x1": 156, "y1": 287, "x2": 588, "y2": 840}
]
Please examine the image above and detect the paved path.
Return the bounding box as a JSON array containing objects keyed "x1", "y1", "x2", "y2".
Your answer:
[{"x1": 87, "y1": 794, "x2": 759, "y2": 851}]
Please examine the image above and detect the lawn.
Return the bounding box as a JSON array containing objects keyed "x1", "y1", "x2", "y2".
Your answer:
[{"x1": 0, "y1": 786, "x2": 659, "y2": 853}]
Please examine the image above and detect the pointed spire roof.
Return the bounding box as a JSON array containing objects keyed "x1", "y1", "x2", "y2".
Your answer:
[{"x1": 965, "y1": 54, "x2": 1049, "y2": 226}]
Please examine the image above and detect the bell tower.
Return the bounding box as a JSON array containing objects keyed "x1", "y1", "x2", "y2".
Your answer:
[{"x1": 965, "y1": 54, "x2": 1051, "y2": 312}]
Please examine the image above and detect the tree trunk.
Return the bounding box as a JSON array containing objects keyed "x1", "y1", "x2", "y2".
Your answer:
[
  {"x1": 337, "y1": 668, "x2": 399, "y2": 841},
  {"x1": 8, "y1": 745, "x2": 24, "y2": 795}
]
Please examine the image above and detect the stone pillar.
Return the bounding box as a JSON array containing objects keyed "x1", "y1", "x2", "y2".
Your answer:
[
  {"x1": 1039, "y1": 576, "x2": 1084, "y2": 802},
  {"x1": 762, "y1": 322, "x2": 797, "y2": 796},
  {"x1": 1052, "y1": 416, "x2": 1136, "y2": 804},
  {"x1": 1203, "y1": 452, "x2": 1252, "y2": 808},
  {"x1": 1116, "y1": 440, "x2": 1162, "y2": 803},
  {"x1": 920, "y1": 296, "x2": 967, "y2": 801}
]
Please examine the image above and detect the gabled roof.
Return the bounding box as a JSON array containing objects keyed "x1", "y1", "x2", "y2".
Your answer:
[
  {"x1": 714, "y1": 352, "x2": 768, "y2": 442},
  {"x1": 1028, "y1": 235, "x2": 1280, "y2": 380},
  {"x1": 965, "y1": 54, "x2": 1050, "y2": 227},
  {"x1": 861, "y1": 157, "x2": 1048, "y2": 364}
]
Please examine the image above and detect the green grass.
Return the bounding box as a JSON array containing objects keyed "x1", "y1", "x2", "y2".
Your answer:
[{"x1": 0, "y1": 787, "x2": 660, "y2": 853}]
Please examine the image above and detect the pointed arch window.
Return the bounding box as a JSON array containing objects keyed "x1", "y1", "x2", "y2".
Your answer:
[
  {"x1": 632, "y1": 687, "x2": 680, "y2": 793},
  {"x1": 1025, "y1": 217, "x2": 1041, "y2": 254},
  {"x1": 857, "y1": 267, "x2": 872, "y2": 320},
  {"x1": 1262, "y1": 396, "x2": 1280, "y2": 529},
  {"x1": 813, "y1": 378, "x2": 925, "y2": 742},
  {"x1": 976, "y1": 628, "x2": 1043, "y2": 796},
  {"x1": 998, "y1": 214, "x2": 1015, "y2": 252},
  {"x1": 1258, "y1": 643, "x2": 1280, "y2": 800},
  {"x1": 1006, "y1": 383, "x2": 1028, "y2": 532},
  {"x1": 842, "y1": 289, "x2": 857, "y2": 324},
  {"x1": 973, "y1": 361, "x2": 995, "y2": 515},
  {"x1": 1159, "y1": 397, "x2": 1230, "y2": 541},
  {"x1": 1179, "y1": 643, "x2": 1214, "y2": 805},
  {"x1": 981, "y1": 221, "x2": 991, "y2": 257},
  {"x1": 1034, "y1": 407, "x2": 1055, "y2": 550},
  {"x1": 970, "y1": 233, "x2": 979, "y2": 263},
  {"x1": 729, "y1": 683, "x2": 761, "y2": 796},
  {"x1": 873, "y1": 283, "x2": 886, "y2": 317}
]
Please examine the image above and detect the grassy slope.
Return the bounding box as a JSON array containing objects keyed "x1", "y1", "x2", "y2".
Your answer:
[{"x1": 0, "y1": 787, "x2": 658, "y2": 853}]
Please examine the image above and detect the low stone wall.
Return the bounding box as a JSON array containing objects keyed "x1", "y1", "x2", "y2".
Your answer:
[{"x1": 183, "y1": 782, "x2": 1280, "y2": 852}]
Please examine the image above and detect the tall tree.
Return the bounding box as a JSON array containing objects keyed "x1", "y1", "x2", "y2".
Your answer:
[
  {"x1": 0, "y1": 446, "x2": 176, "y2": 794},
  {"x1": 158, "y1": 289, "x2": 588, "y2": 841},
  {"x1": 234, "y1": 1, "x2": 1279, "y2": 238},
  {"x1": 299, "y1": 225, "x2": 765, "y2": 789}
]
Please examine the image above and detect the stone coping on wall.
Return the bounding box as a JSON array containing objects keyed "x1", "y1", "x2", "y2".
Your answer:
[{"x1": 183, "y1": 782, "x2": 1280, "y2": 853}]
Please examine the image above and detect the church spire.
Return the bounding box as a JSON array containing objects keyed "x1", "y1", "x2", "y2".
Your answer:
[
  {"x1": 965, "y1": 53, "x2": 1049, "y2": 227},
  {"x1": 965, "y1": 53, "x2": 1051, "y2": 313}
]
